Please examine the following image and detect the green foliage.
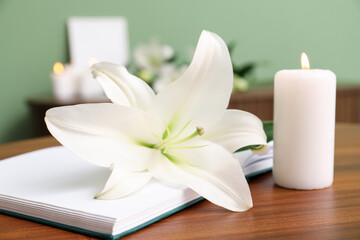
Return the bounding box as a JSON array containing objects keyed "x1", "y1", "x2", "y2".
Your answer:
[
  {"x1": 227, "y1": 42, "x2": 257, "y2": 78},
  {"x1": 263, "y1": 121, "x2": 273, "y2": 142},
  {"x1": 233, "y1": 62, "x2": 257, "y2": 77}
]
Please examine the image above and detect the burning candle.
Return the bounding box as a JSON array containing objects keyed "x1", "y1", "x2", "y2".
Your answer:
[
  {"x1": 51, "y1": 62, "x2": 79, "y2": 101},
  {"x1": 273, "y1": 53, "x2": 336, "y2": 190},
  {"x1": 77, "y1": 58, "x2": 105, "y2": 100}
]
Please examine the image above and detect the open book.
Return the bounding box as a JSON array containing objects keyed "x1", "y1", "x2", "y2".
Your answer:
[
  {"x1": 235, "y1": 141, "x2": 273, "y2": 178},
  {"x1": 0, "y1": 142, "x2": 273, "y2": 239}
]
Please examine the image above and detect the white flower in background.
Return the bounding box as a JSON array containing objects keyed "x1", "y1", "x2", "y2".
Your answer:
[
  {"x1": 133, "y1": 39, "x2": 174, "y2": 73},
  {"x1": 136, "y1": 69, "x2": 155, "y2": 84},
  {"x1": 45, "y1": 31, "x2": 267, "y2": 212},
  {"x1": 152, "y1": 63, "x2": 187, "y2": 93},
  {"x1": 233, "y1": 74, "x2": 249, "y2": 92}
]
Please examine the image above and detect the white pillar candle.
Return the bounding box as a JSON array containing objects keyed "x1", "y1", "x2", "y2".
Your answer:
[
  {"x1": 51, "y1": 62, "x2": 79, "y2": 101},
  {"x1": 77, "y1": 68, "x2": 106, "y2": 100},
  {"x1": 78, "y1": 58, "x2": 105, "y2": 100},
  {"x1": 273, "y1": 53, "x2": 336, "y2": 190}
]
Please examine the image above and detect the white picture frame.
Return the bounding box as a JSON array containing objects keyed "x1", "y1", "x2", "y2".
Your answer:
[{"x1": 67, "y1": 17, "x2": 129, "y2": 68}]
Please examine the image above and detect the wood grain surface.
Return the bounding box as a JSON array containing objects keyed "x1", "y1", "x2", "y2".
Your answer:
[{"x1": 0, "y1": 124, "x2": 359, "y2": 239}]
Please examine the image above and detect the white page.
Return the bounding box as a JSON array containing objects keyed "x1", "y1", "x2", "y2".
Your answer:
[
  {"x1": 234, "y1": 141, "x2": 273, "y2": 176},
  {"x1": 0, "y1": 147, "x2": 195, "y2": 221}
]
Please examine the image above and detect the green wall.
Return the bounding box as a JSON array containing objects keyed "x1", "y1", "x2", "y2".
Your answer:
[{"x1": 0, "y1": 0, "x2": 359, "y2": 143}]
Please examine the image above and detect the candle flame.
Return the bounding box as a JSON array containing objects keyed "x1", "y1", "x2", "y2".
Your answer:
[
  {"x1": 301, "y1": 52, "x2": 310, "y2": 70},
  {"x1": 53, "y1": 62, "x2": 64, "y2": 74}
]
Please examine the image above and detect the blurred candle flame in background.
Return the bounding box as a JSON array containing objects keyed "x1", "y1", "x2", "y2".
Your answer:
[{"x1": 53, "y1": 62, "x2": 65, "y2": 75}]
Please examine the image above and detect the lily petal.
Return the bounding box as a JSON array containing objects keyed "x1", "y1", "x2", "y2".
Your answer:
[
  {"x1": 95, "y1": 165, "x2": 152, "y2": 199},
  {"x1": 148, "y1": 140, "x2": 252, "y2": 212},
  {"x1": 45, "y1": 103, "x2": 163, "y2": 170},
  {"x1": 149, "y1": 30, "x2": 233, "y2": 133},
  {"x1": 91, "y1": 62, "x2": 155, "y2": 111},
  {"x1": 202, "y1": 109, "x2": 267, "y2": 153},
  {"x1": 251, "y1": 144, "x2": 271, "y2": 155}
]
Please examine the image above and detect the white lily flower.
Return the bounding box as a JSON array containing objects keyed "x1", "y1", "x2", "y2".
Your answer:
[
  {"x1": 45, "y1": 31, "x2": 267, "y2": 212},
  {"x1": 233, "y1": 74, "x2": 249, "y2": 92},
  {"x1": 133, "y1": 38, "x2": 174, "y2": 73},
  {"x1": 152, "y1": 63, "x2": 187, "y2": 93}
]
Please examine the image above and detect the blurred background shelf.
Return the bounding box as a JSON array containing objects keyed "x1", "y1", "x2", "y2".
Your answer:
[
  {"x1": 28, "y1": 84, "x2": 360, "y2": 137},
  {"x1": 229, "y1": 84, "x2": 360, "y2": 123},
  {"x1": 27, "y1": 96, "x2": 110, "y2": 137}
]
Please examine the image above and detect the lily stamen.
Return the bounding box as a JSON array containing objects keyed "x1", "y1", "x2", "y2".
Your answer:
[
  {"x1": 162, "y1": 120, "x2": 171, "y2": 140},
  {"x1": 167, "y1": 144, "x2": 208, "y2": 150},
  {"x1": 166, "y1": 119, "x2": 193, "y2": 142},
  {"x1": 153, "y1": 119, "x2": 198, "y2": 149},
  {"x1": 169, "y1": 131, "x2": 198, "y2": 146},
  {"x1": 150, "y1": 131, "x2": 162, "y2": 140},
  {"x1": 169, "y1": 126, "x2": 205, "y2": 146}
]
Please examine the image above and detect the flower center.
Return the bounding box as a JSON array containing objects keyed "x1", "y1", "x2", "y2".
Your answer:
[{"x1": 140, "y1": 120, "x2": 207, "y2": 167}]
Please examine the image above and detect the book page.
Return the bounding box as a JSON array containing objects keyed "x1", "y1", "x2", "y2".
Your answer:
[{"x1": 0, "y1": 147, "x2": 193, "y2": 220}]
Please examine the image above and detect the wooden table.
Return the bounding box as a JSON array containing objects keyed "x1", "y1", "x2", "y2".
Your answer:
[{"x1": 1, "y1": 124, "x2": 360, "y2": 239}]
